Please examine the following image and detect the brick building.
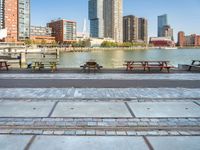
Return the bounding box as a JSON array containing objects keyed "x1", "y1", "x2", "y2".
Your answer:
[
  {"x1": 177, "y1": 31, "x2": 200, "y2": 47},
  {"x1": 0, "y1": 0, "x2": 18, "y2": 42},
  {"x1": 0, "y1": 0, "x2": 30, "y2": 42},
  {"x1": 47, "y1": 19, "x2": 76, "y2": 44}
]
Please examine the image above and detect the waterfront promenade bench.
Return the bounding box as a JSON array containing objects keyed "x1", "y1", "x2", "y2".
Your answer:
[
  {"x1": 0, "y1": 60, "x2": 10, "y2": 71},
  {"x1": 81, "y1": 61, "x2": 103, "y2": 73},
  {"x1": 188, "y1": 60, "x2": 200, "y2": 71},
  {"x1": 30, "y1": 61, "x2": 58, "y2": 72},
  {"x1": 124, "y1": 60, "x2": 174, "y2": 73}
]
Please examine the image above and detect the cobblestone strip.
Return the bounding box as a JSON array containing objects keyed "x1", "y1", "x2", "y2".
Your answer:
[
  {"x1": 1, "y1": 98, "x2": 200, "y2": 102},
  {"x1": 1, "y1": 73, "x2": 200, "y2": 80},
  {"x1": 0, "y1": 118, "x2": 199, "y2": 129},
  {"x1": 1, "y1": 88, "x2": 200, "y2": 99},
  {"x1": 0, "y1": 129, "x2": 200, "y2": 136}
]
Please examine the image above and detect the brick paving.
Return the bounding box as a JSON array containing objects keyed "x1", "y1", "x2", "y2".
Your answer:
[{"x1": 0, "y1": 73, "x2": 200, "y2": 149}]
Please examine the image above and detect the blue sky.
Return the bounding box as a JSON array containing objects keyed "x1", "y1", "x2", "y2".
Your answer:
[{"x1": 31, "y1": 0, "x2": 200, "y2": 41}]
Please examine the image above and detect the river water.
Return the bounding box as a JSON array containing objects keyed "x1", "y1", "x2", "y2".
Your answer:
[{"x1": 59, "y1": 48, "x2": 200, "y2": 68}]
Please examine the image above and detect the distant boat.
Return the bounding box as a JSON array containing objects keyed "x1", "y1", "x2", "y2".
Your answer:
[{"x1": 159, "y1": 47, "x2": 178, "y2": 50}]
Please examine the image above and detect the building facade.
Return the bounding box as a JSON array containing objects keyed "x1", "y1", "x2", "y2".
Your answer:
[
  {"x1": 177, "y1": 31, "x2": 185, "y2": 47},
  {"x1": 158, "y1": 14, "x2": 168, "y2": 37},
  {"x1": 0, "y1": 0, "x2": 18, "y2": 42},
  {"x1": 30, "y1": 26, "x2": 55, "y2": 44},
  {"x1": 177, "y1": 31, "x2": 200, "y2": 47},
  {"x1": 88, "y1": 0, "x2": 104, "y2": 38},
  {"x1": 138, "y1": 18, "x2": 148, "y2": 43},
  {"x1": 150, "y1": 37, "x2": 175, "y2": 47},
  {"x1": 162, "y1": 25, "x2": 173, "y2": 40},
  {"x1": 123, "y1": 15, "x2": 147, "y2": 43},
  {"x1": 47, "y1": 19, "x2": 76, "y2": 43},
  {"x1": 18, "y1": 0, "x2": 30, "y2": 40},
  {"x1": 89, "y1": 0, "x2": 123, "y2": 43},
  {"x1": 0, "y1": 0, "x2": 30, "y2": 42}
]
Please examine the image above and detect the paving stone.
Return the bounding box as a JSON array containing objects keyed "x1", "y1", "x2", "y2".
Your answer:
[
  {"x1": 75, "y1": 130, "x2": 86, "y2": 135},
  {"x1": 116, "y1": 131, "x2": 127, "y2": 136},
  {"x1": 148, "y1": 136, "x2": 200, "y2": 150},
  {"x1": 0, "y1": 101, "x2": 54, "y2": 117},
  {"x1": 64, "y1": 130, "x2": 76, "y2": 135},
  {"x1": 30, "y1": 136, "x2": 149, "y2": 150},
  {"x1": 127, "y1": 131, "x2": 137, "y2": 136},
  {"x1": 0, "y1": 135, "x2": 32, "y2": 150},
  {"x1": 53, "y1": 131, "x2": 65, "y2": 135},
  {"x1": 52, "y1": 102, "x2": 131, "y2": 118},
  {"x1": 128, "y1": 102, "x2": 200, "y2": 118},
  {"x1": 106, "y1": 131, "x2": 116, "y2": 136},
  {"x1": 96, "y1": 130, "x2": 106, "y2": 135},
  {"x1": 43, "y1": 130, "x2": 54, "y2": 135},
  {"x1": 86, "y1": 130, "x2": 96, "y2": 135}
]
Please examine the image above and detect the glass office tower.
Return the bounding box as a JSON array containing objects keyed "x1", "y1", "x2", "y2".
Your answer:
[
  {"x1": 89, "y1": 0, "x2": 104, "y2": 38},
  {"x1": 158, "y1": 14, "x2": 168, "y2": 37}
]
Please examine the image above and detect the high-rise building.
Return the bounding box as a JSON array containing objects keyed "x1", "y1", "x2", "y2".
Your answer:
[
  {"x1": 123, "y1": 15, "x2": 148, "y2": 43},
  {"x1": 162, "y1": 25, "x2": 173, "y2": 40},
  {"x1": 0, "y1": 0, "x2": 30, "y2": 42},
  {"x1": 138, "y1": 18, "x2": 148, "y2": 43},
  {"x1": 123, "y1": 15, "x2": 138, "y2": 42},
  {"x1": 89, "y1": 0, "x2": 123, "y2": 43},
  {"x1": 158, "y1": 14, "x2": 168, "y2": 37},
  {"x1": 104, "y1": 0, "x2": 123, "y2": 43},
  {"x1": 0, "y1": 0, "x2": 18, "y2": 42},
  {"x1": 88, "y1": 0, "x2": 104, "y2": 38},
  {"x1": 18, "y1": 0, "x2": 30, "y2": 40},
  {"x1": 47, "y1": 19, "x2": 76, "y2": 43}
]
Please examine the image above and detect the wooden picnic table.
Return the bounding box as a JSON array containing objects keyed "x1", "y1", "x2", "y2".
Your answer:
[
  {"x1": 80, "y1": 61, "x2": 103, "y2": 73},
  {"x1": 188, "y1": 60, "x2": 200, "y2": 71},
  {"x1": 124, "y1": 60, "x2": 173, "y2": 73},
  {"x1": 31, "y1": 61, "x2": 58, "y2": 72},
  {"x1": 0, "y1": 60, "x2": 9, "y2": 71}
]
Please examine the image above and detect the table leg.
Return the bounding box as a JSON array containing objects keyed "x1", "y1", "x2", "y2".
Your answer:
[
  {"x1": 188, "y1": 61, "x2": 195, "y2": 71},
  {"x1": 5, "y1": 62, "x2": 9, "y2": 71}
]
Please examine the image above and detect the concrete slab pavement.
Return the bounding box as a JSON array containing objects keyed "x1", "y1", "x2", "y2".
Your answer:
[
  {"x1": 0, "y1": 101, "x2": 54, "y2": 117},
  {"x1": 128, "y1": 102, "x2": 200, "y2": 118},
  {"x1": 29, "y1": 136, "x2": 148, "y2": 150},
  {"x1": 148, "y1": 136, "x2": 200, "y2": 150},
  {"x1": 0, "y1": 135, "x2": 32, "y2": 150},
  {"x1": 52, "y1": 102, "x2": 132, "y2": 118}
]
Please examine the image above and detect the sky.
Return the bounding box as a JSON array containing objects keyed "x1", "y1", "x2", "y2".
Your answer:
[{"x1": 31, "y1": 0, "x2": 200, "y2": 41}]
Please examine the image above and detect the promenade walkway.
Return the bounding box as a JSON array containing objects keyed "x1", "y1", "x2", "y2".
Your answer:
[{"x1": 0, "y1": 73, "x2": 200, "y2": 150}]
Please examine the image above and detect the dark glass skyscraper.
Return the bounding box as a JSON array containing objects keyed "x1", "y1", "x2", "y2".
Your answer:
[{"x1": 158, "y1": 14, "x2": 168, "y2": 37}]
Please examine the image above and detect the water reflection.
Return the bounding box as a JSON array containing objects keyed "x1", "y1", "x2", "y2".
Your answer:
[{"x1": 59, "y1": 49, "x2": 200, "y2": 68}]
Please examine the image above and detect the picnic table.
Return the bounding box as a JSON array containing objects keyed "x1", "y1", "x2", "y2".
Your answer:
[
  {"x1": 80, "y1": 60, "x2": 103, "y2": 73},
  {"x1": 0, "y1": 60, "x2": 10, "y2": 71},
  {"x1": 124, "y1": 60, "x2": 174, "y2": 73},
  {"x1": 188, "y1": 60, "x2": 200, "y2": 71},
  {"x1": 31, "y1": 61, "x2": 58, "y2": 72}
]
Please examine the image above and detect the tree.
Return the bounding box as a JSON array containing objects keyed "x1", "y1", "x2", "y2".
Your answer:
[
  {"x1": 41, "y1": 39, "x2": 47, "y2": 45},
  {"x1": 24, "y1": 39, "x2": 33, "y2": 46}
]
